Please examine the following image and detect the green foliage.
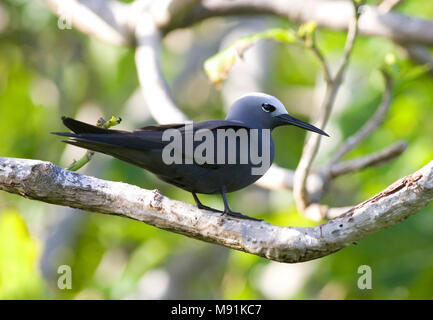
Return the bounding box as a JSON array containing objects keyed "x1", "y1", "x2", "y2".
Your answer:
[
  {"x1": 0, "y1": 210, "x2": 46, "y2": 299},
  {"x1": 204, "y1": 28, "x2": 298, "y2": 85}
]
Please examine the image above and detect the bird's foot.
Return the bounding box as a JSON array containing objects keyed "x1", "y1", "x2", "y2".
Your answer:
[
  {"x1": 223, "y1": 210, "x2": 262, "y2": 222},
  {"x1": 196, "y1": 203, "x2": 223, "y2": 213},
  {"x1": 197, "y1": 205, "x2": 262, "y2": 221}
]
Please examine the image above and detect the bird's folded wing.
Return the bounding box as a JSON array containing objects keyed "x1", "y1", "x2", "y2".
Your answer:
[{"x1": 53, "y1": 118, "x2": 253, "y2": 169}]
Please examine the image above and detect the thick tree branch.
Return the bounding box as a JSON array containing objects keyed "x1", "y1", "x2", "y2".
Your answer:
[
  {"x1": 41, "y1": 0, "x2": 133, "y2": 46},
  {"x1": 378, "y1": 0, "x2": 404, "y2": 13},
  {"x1": 41, "y1": 0, "x2": 433, "y2": 48},
  {"x1": 135, "y1": 12, "x2": 190, "y2": 124},
  {"x1": 1, "y1": 157, "x2": 432, "y2": 263},
  {"x1": 176, "y1": 0, "x2": 433, "y2": 46}
]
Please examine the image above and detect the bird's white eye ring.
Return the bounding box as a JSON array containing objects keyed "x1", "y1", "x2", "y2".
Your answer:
[{"x1": 261, "y1": 103, "x2": 276, "y2": 113}]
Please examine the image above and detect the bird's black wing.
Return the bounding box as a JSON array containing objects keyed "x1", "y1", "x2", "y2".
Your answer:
[
  {"x1": 53, "y1": 117, "x2": 252, "y2": 169},
  {"x1": 53, "y1": 117, "x2": 173, "y2": 151},
  {"x1": 174, "y1": 120, "x2": 253, "y2": 169}
]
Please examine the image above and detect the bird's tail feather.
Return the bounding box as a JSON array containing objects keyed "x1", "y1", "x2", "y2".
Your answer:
[
  {"x1": 63, "y1": 139, "x2": 155, "y2": 169},
  {"x1": 53, "y1": 117, "x2": 163, "y2": 155},
  {"x1": 60, "y1": 116, "x2": 123, "y2": 134}
]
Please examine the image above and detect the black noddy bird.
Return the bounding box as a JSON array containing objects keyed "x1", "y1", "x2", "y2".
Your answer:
[{"x1": 53, "y1": 93, "x2": 328, "y2": 221}]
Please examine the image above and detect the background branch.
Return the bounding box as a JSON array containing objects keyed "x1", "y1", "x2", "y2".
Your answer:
[
  {"x1": 177, "y1": 0, "x2": 433, "y2": 46},
  {"x1": 293, "y1": 1, "x2": 360, "y2": 212},
  {"x1": 329, "y1": 71, "x2": 394, "y2": 165},
  {"x1": 41, "y1": 0, "x2": 132, "y2": 46},
  {"x1": 400, "y1": 44, "x2": 433, "y2": 78},
  {"x1": 1, "y1": 157, "x2": 432, "y2": 263},
  {"x1": 40, "y1": 0, "x2": 433, "y2": 48},
  {"x1": 327, "y1": 141, "x2": 407, "y2": 178},
  {"x1": 378, "y1": 0, "x2": 404, "y2": 13},
  {"x1": 135, "y1": 12, "x2": 190, "y2": 124}
]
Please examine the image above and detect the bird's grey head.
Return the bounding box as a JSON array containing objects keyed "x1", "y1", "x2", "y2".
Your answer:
[{"x1": 225, "y1": 92, "x2": 328, "y2": 136}]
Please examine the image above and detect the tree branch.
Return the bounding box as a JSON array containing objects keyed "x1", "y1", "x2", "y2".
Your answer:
[
  {"x1": 328, "y1": 141, "x2": 407, "y2": 178},
  {"x1": 175, "y1": 0, "x2": 433, "y2": 46},
  {"x1": 293, "y1": 1, "x2": 360, "y2": 212},
  {"x1": 41, "y1": 0, "x2": 433, "y2": 48},
  {"x1": 1, "y1": 157, "x2": 432, "y2": 263},
  {"x1": 41, "y1": 0, "x2": 133, "y2": 46},
  {"x1": 134, "y1": 12, "x2": 190, "y2": 124},
  {"x1": 400, "y1": 44, "x2": 433, "y2": 78},
  {"x1": 378, "y1": 0, "x2": 404, "y2": 13},
  {"x1": 329, "y1": 71, "x2": 393, "y2": 165}
]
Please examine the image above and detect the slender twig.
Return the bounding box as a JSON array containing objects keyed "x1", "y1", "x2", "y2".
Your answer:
[
  {"x1": 254, "y1": 140, "x2": 407, "y2": 191},
  {"x1": 310, "y1": 40, "x2": 332, "y2": 84},
  {"x1": 329, "y1": 71, "x2": 393, "y2": 165},
  {"x1": 400, "y1": 44, "x2": 433, "y2": 78},
  {"x1": 293, "y1": 1, "x2": 361, "y2": 212},
  {"x1": 66, "y1": 116, "x2": 122, "y2": 171},
  {"x1": 328, "y1": 141, "x2": 407, "y2": 178},
  {"x1": 334, "y1": 3, "x2": 360, "y2": 85}
]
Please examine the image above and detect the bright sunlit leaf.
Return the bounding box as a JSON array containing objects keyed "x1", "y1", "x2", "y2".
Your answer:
[
  {"x1": 204, "y1": 28, "x2": 298, "y2": 85},
  {"x1": 0, "y1": 210, "x2": 45, "y2": 299}
]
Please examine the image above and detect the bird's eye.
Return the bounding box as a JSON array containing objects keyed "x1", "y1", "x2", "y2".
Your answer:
[{"x1": 261, "y1": 103, "x2": 276, "y2": 113}]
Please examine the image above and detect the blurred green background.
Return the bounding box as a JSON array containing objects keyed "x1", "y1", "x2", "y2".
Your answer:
[{"x1": 1, "y1": 0, "x2": 433, "y2": 300}]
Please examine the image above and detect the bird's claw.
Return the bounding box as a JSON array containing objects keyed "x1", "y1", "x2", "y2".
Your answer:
[
  {"x1": 196, "y1": 204, "x2": 222, "y2": 213},
  {"x1": 195, "y1": 203, "x2": 262, "y2": 222},
  {"x1": 223, "y1": 210, "x2": 262, "y2": 222}
]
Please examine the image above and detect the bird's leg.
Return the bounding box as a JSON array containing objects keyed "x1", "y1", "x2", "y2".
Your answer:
[
  {"x1": 192, "y1": 193, "x2": 222, "y2": 213},
  {"x1": 220, "y1": 186, "x2": 262, "y2": 221}
]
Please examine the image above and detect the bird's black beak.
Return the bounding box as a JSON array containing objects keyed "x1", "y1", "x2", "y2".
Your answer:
[{"x1": 274, "y1": 114, "x2": 329, "y2": 137}]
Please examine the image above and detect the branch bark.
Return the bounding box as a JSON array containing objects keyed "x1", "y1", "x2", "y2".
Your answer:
[
  {"x1": 400, "y1": 44, "x2": 433, "y2": 78},
  {"x1": 41, "y1": 0, "x2": 133, "y2": 46},
  {"x1": 327, "y1": 141, "x2": 407, "y2": 178},
  {"x1": 41, "y1": 0, "x2": 433, "y2": 48},
  {"x1": 1, "y1": 157, "x2": 432, "y2": 263},
  {"x1": 134, "y1": 12, "x2": 190, "y2": 124},
  {"x1": 378, "y1": 0, "x2": 404, "y2": 13},
  {"x1": 177, "y1": 0, "x2": 433, "y2": 46}
]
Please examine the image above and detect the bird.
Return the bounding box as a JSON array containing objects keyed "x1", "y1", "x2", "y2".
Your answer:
[{"x1": 53, "y1": 92, "x2": 328, "y2": 221}]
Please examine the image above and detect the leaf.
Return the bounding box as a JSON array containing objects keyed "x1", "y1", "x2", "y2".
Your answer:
[
  {"x1": 297, "y1": 21, "x2": 317, "y2": 39},
  {"x1": 0, "y1": 210, "x2": 45, "y2": 299},
  {"x1": 204, "y1": 28, "x2": 298, "y2": 85}
]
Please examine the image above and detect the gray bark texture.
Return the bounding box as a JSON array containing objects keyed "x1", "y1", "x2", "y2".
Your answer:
[{"x1": 1, "y1": 157, "x2": 432, "y2": 263}]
